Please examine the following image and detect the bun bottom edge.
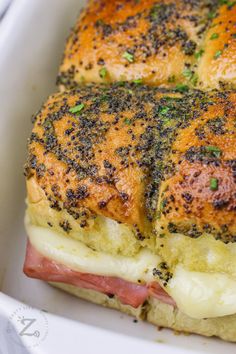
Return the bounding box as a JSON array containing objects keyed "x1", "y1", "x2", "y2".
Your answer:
[{"x1": 49, "y1": 282, "x2": 236, "y2": 342}]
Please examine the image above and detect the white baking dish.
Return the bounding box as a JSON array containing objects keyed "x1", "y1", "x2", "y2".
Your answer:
[{"x1": 0, "y1": 0, "x2": 235, "y2": 353}]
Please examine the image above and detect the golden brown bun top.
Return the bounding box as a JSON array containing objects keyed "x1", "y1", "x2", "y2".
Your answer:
[
  {"x1": 25, "y1": 84, "x2": 236, "y2": 242},
  {"x1": 57, "y1": 0, "x2": 236, "y2": 90}
]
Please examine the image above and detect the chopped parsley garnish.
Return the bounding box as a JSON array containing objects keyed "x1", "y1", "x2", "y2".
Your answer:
[
  {"x1": 175, "y1": 84, "x2": 189, "y2": 93},
  {"x1": 205, "y1": 145, "x2": 221, "y2": 158},
  {"x1": 214, "y1": 50, "x2": 222, "y2": 59},
  {"x1": 182, "y1": 68, "x2": 193, "y2": 79},
  {"x1": 69, "y1": 103, "x2": 85, "y2": 114},
  {"x1": 160, "y1": 198, "x2": 168, "y2": 211},
  {"x1": 159, "y1": 106, "x2": 170, "y2": 115},
  {"x1": 227, "y1": 1, "x2": 236, "y2": 9},
  {"x1": 194, "y1": 49, "x2": 204, "y2": 59},
  {"x1": 99, "y1": 94, "x2": 110, "y2": 102},
  {"x1": 210, "y1": 178, "x2": 218, "y2": 191},
  {"x1": 232, "y1": 33, "x2": 236, "y2": 38},
  {"x1": 208, "y1": 11, "x2": 216, "y2": 19},
  {"x1": 99, "y1": 67, "x2": 107, "y2": 79},
  {"x1": 220, "y1": 0, "x2": 236, "y2": 10},
  {"x1": 150, "y1": 4, "x2": 162, "y2": 20},
  {"x1": 122, "y1": 51, "x2": 134, "y2": 63},
  {"x1": 210, "y1": 33, "x2": 219, "y2": 40},
  {"x1": 191, "y1": 73, "x2": 198, "y2": 86},
  {"x1": 182, "y1": 69, "x2": 198, "y2": 86},
  {"x1": 124, "y1": 118, "x2": 132, "y2": 125},
  {"x1": 219, "y1": 0, "x2": 236, "y2": 6},
  {"x1": 116, "y1": 81, "x2": 126, "y2": 86},
  {"x1": 133, "y1": 78, "x2": 143, "y2": 84}
]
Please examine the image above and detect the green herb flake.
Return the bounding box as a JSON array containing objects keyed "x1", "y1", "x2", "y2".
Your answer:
[
  {"x1": 191, "y1": 73, "x2": 198, "y2": 87},
  {"x1": 159, "y1": 106, "x2": 170, "y2": 115},
  {"x1": 133, "y1": 78, "x2": 143, "y2": 84},
  {"x1": 214, "y1": 50, "x2": 222, "y2": 59},
  {"x1": 69, "y1": 103, "x2": 85, "y2": 114},
  {"x1": 150, "y1": 4, "x2": 162, "y2": 20},
  {"x1": 116, "y1": 81, "x2": 126, "y2": 87},
  {"x1": 122, "y1": 51, "x2": 134, "y2": 63},
  {"x1": 100, "y1": 94, "x2": 110, "y2": 102},
  {"x1": 210, "y1": 177, "x2": 218, "y2": 191},
  {"x1": 99, "y1": 67, "x2": 107, "y2": 79},
  {"x1": 210, "y1": 33, "x2": 219, "y2": 40},
  {"x1": 124, "y1": 118, "x2": 132, "y2": 125},
  {"x1": 227, "y1": 1, "x2": 236, "y2": 9},
  {"x1": 205, "y1": 145, "x2": 221, "y2": 157},
  {"x1": 182, "y1": 69, "x2": 198, "y2": 86},
  {"x1": 175, "y1": 84, "x2": 189, "y2": 93},
  {"x1": 208, "y1": 11, "x2": 216, "y2": 19},
  {"x1": 160, "y1": 198, "x2": 168, "y2": 211},
  {"x1": 194, "y1": 49, "x2": 204, "y2": 59},
  {"x1": 182, "y1": 68, "x2": 193, "y2": 79},
  {"x1": 219, "y1": 0, "x2": 236, "y2": 7},
  {"x1": 232, "y1": 33, "x2": 236, "y2": 38}
]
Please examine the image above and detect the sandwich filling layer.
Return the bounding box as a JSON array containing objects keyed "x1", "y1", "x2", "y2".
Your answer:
[
  {"x1": 24, "y1": 240, "x2": 174, "y2": 308},
  {"x1": 25, "y1": 216, "x2": 236, "y2": 319}
]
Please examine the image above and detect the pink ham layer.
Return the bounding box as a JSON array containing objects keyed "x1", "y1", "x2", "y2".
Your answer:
[{"x1": 23, "y1": 241, "x2": 175, "y2": 308}]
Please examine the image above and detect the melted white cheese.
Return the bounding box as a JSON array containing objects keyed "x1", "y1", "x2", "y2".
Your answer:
[
  {"x1": 25, "y1": 219, "x2": 161, "y2": 284},
  {"x1": 168, "y1": 265, "x2": 236, "y2": 319},
  {"x1": 25, "y1": 218, "x2": 236, "y2": 319}
]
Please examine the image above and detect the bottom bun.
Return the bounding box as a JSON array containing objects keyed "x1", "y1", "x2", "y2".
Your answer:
[{"x1": 49, "y1": 282, "x2": 236, "y2": 342}]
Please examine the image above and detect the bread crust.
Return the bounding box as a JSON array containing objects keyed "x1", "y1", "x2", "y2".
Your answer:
[
  {"x1": 57, "y1": 0, "x2": 236, "y2": 90},
  {"x1": 197, "y1": 4, "x2": 236, "y2": 90},
  {"x1": 25, "y1": 86, "x2": 236, "y2": 243},
  {"x1": 50, "y1": 282, "x2": 236, "y2": 342}
]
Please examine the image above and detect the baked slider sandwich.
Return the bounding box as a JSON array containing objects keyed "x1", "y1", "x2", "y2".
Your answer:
[
  {"x1": 24, "y1": 84, "x2": 236, "y2": 341},
  {"x1": 57, "y1": 0, "x2": 236, "y2": 90}
]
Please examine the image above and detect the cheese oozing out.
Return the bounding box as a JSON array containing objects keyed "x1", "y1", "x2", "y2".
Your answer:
[
  {"x1": 168, "y1": 266, "x2": 236, "y2": 319},
  {"x1": 25, "y1": 216, "x2": 236, "y2": 319}
]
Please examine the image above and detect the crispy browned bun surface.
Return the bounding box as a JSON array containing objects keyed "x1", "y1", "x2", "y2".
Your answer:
[
  {"x1": 57, "y1": 0, "x2": 236, "y2": 90},
  {"x1": 25, "y1": 84, "x2": 236, "y2": 243}
]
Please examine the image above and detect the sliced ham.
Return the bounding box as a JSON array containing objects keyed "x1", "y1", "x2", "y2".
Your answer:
[
  {"x1": 148, "y1": 282, "x2": 176, "y2": 307},
  {"x1": 23, "y1": 241, "x2": 175, "y2": 308}
]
